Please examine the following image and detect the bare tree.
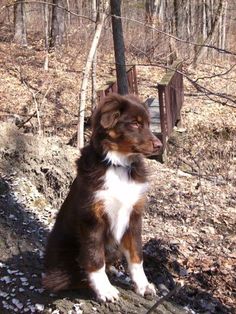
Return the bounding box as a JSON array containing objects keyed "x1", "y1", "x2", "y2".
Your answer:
[
  {"x1": 44, "y1": 0, "x2": 49, "y2": 70},
  {"x1": 111, "y1": 0, "x2": 128, "y2": 95},
  {"x1": 145, "y1": 0, "x2": 158, "y2": 27},
  {"x1": 91, "y1": 0, "x2": 98, "y2": 108},
  {"x1": 13, "y1": 0, "x2": 27, "y2": 47},
  {"x1": 193, "y1": 0, "x2": 224, "y2": 65},
  {"x1": 77, "y1": 0, "x2": 109, "y2": 148},
  {"x1": 50, "y1": 0, "x2": 65, "y2": 47}
]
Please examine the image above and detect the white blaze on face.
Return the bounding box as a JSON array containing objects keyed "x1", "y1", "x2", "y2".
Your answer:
[{"x1": 88, "y1": 265, "x2": 119, "y2": 302}]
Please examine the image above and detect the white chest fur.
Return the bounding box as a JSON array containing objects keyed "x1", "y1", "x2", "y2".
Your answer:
[{"x1": 95, "y1": 165, "x2": 148, "y2": 243}]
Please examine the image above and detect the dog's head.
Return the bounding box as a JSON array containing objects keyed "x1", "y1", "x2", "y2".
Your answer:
[{"x1": 91, "y1": 93, "x2": 162, "y2": 157}]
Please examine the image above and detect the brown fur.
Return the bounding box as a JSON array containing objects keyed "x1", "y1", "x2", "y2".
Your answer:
[{"x1": 43, "y1": 93, "x2": 162, "y2": 293}]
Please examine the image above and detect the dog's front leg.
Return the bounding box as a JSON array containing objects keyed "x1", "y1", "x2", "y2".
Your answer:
[
  {"x1": 80, "y1": 219, "x2": 119, "y2": 302},
  {"x1": 121, "y1": 211, "x2": 156, "y2": 296}
]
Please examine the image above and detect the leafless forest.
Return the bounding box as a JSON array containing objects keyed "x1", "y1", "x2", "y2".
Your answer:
[{"x1": 0, "y1": 1, "x2": 235, "y2": 314}]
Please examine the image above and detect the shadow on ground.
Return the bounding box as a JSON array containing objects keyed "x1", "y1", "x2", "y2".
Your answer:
[{"x1": 0, "y1": 177, "x2": 232, "y2": 313}]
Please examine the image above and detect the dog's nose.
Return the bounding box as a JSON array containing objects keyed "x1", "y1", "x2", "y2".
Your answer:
[{"x1": 152, "y1": 136, "x2": 162, "y2": 151}]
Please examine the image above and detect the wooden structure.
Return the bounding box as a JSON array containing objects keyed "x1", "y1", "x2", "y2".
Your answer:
[
  {"x1": 96, "y1": 66, "x2": 138, "y2": 103},
  {"x1": 96, "y1": 62, "x2": 184, "y2": 157},
  {"x1": 155, "y1": 61, "x2": 183, "y2": 151}
]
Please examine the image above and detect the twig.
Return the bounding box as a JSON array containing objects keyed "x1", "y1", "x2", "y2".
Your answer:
[
  {"x1": 17, "y1": 111, "x2": 37, "y2": 129},
  {"x1": 110, "y1": 14, "x2": 236, "y2": 57},
  {"x1": 146, "y1": 283, "x2": 182, "y2": 314},
  {"x1": 32, "y1": 91, "x2": 42, "y2": 135},
  {"x1": 194, "y1": 64, "x2": 236, "y2": 82},
  {"x1": 12, "y1": 66, "x2": 51, "y2": 135},
  {"x1": 1, "y1": 1, "x2": 95, "y2": 23}
]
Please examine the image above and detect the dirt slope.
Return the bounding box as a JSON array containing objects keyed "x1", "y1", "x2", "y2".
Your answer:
[
  {"x1": 0, "y1": 123, "x2": 190, "y2": 314},
  {"x1": 0, "y1": 121, "x2": 235, "y2": 313}
]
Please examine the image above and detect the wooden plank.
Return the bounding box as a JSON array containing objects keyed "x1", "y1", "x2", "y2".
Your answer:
[
  {"x1": 159, "y1": 61, "x2": 182, "y2": 86},
  {"x1": 145, "y1": 97, "x2": 161, "y2": 134}
]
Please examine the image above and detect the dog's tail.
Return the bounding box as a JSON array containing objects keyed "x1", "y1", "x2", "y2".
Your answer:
[
  {"x1": 42, "y1": 270, "x2": 71, "y2": 292},
  {"x1": 42, "y1": 269, "x2": 88, "y2": 292}
]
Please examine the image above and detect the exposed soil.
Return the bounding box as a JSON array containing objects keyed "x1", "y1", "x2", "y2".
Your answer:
[{"x1": 0, "y1": 123, "x2": 189, "y2": 314}]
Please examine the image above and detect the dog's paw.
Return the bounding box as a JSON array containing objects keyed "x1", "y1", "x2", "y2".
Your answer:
[
  {"x1": 89, "y1": 265, "x2": 120, "y2": 302},
  {"x1": 135, "y1": 282, "x2": 156, "y2": 297},
  {"x1": 96, "y1": 283, "x2": 120, "y2": 302}
]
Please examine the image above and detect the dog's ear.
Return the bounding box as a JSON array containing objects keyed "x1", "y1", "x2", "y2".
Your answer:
[{"x1": 100, "y1": 110, "x2": 120, "y2": 129}]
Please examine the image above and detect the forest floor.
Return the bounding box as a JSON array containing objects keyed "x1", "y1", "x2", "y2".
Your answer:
[{"x1": 0, "y1": 39, "x2": 235, "y2": 314}]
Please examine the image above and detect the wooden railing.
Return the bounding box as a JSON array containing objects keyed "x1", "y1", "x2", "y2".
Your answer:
[
  {"x1": 96, "y1": 65, "x2": 138, "y2": 103},
  {"x1": 157, "y1": 61, "x2": 184, "y2": 151}
]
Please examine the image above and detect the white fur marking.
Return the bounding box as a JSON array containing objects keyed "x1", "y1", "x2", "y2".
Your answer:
[
  {"x1": 124, "y1": 250, "x2": 156, "y2": 296},
  {"x1": 96, "y1": 152, "x2": 148, "y2": 242},
  {"x1": 89, "y1": 265, "x2": 119, "y2": 302},
  {"x1": 105, "y1": 151, "x2": 132, "y2": 167}
]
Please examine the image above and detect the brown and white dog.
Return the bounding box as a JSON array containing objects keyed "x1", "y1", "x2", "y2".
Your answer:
[{"x1": 43, "y1": 93, "x2": 162, "y2": 302}]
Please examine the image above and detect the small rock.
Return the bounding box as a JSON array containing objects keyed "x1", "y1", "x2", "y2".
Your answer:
[
  {"x1": 0, "y1": 290, "x2": 8, "y2": 298},
  {"x1": 7, "y1": 269, "x2": 18, "y2": 275},
  {"x1": 73, "y1": 303, "x2": 83, "y2": 314},
  {"x1": 9, "y1": 214, "x2": 17, "y2": 219},
  {"x1": 2, "y1": 300, "x2": 10, "y2": 310},
  {"x1": 22, "y1": 282, "x2": 29, "y2": 286},
  {"x1": 36, "y1": 288, "x2": 45, "y2": 293},
  {"x1": 12, "y1": 298, "x2": 24, "y2": 310},
  {"x1": 28, "y1": 305, "x2": 36, "y2": 313},
  {"x1": 1, "y1": 276, "x2": 11, "y2": 284},
  {"x1": 35, "y1": 303, "x2": 45, "y2": 312}
]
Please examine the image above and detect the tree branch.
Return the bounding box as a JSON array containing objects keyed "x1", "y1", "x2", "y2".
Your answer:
[
  {"x1": 109, "y1": 14, "x2": 236, "y2": 57},
  {"x1": 1, "y1": 1, "x2": 96, "y2": 23}
]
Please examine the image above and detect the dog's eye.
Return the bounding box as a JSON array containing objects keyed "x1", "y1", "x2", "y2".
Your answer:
[{"x1": 129, "y1": 122, "x2": 140, "y2": 129}]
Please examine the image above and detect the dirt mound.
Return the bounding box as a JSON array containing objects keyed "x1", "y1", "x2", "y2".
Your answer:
[
  {"x1": 0, "y1": 122, "x2": 78, "y2": 208},
  {"x1": 0, "y1": 123, "x2": 191, "y2": 314}
]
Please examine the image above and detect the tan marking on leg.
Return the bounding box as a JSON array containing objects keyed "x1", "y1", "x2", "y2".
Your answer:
[
  {"x1": 133, "y1": 196, "x2": 146, "y2": 214},
  {"x1": 121, "y1": 232, "x2": 141, "y2": 264},
  {"x1": 92, "y1": 201, "x2": 104, "y2": 220}
]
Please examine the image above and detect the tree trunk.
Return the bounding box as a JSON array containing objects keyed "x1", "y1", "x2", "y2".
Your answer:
[
  {"x1": 173, "y1": 0, "x2": 178, "y2": 36},
  {"x1": 193, "y1": 0, "x2": 224, "y2": 66},
  {"x1": 13, "y1": 0, "x2": 27, "y2": 47},
  {"x1": 44, "y1": 0, "x2": 49, "y2": 70},
  {"x1": 77, "y1": 0, "x2": 109, "y2": 149},
  {"x1": 66, "y1": 0, "x2": 71, "y2": 30},
  {"x1": 91, "y1": 0, "x2": 98, "y2": 108},
  {"x1": 221, "y1": 0, "x2": 227, "y2": 51},
  {"x1": 50, "y1": 0, "x2": 65, "y2": 47},
  {"x1": 110, "y1": 0, "x2": 129, "y2": 95}
]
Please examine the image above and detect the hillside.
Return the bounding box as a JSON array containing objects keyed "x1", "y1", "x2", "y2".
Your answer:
[{"x1": 0, "y1": 38, "x2": 236, "y2": 314}]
